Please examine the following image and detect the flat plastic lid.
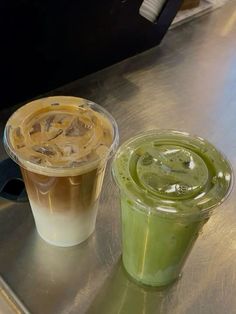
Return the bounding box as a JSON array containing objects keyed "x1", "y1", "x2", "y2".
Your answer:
[
  {"x1": 112, "y1": 130, "x2": 233, "y2": 217},
  {"x1": 4, "y1": 96, "x2": 119, "y2": 176}
]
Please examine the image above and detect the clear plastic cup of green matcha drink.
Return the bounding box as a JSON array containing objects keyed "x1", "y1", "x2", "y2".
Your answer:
[{"x1": 112, "y1": 130, "x2": 233, "y2": 287}]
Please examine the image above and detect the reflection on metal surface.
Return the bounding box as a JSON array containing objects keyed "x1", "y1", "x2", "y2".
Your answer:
[
  {"x1": 0, "y1": 199, "x2": 12, "y2": 210},
  {"x1": 87, "y1": 259, "x2": 177, "y2": 314},
  {"x1": 1, "y1": 0, "x2": 236, "y2": 312},
  {"x1": 221, "y1": 10, "x2": 236, "y2": 36},
  {"x1": 0, "y1": 277, "x2": 30, "y2": 314}
]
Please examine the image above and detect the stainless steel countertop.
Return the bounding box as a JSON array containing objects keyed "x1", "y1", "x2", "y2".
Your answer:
[{"x1": 1, "y1": 1, "x2": 236, "y2": 313}]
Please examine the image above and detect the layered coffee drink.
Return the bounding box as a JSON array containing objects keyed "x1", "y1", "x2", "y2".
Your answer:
[{"x1": 4, "y1": 96, "x2": 118, "y2": 246}]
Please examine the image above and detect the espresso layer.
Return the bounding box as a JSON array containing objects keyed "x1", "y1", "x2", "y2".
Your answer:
[{"x1": 21, "y1": 165, "x2": 105, "y2": 213}]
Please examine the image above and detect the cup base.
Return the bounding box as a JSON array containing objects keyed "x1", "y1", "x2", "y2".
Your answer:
[
  {"x1": 30, "y1": 200, "x2": 98, "y2": 247},
  {"x1": 122, "y1": 259, "x2": 181, "y2": 288},
  {"x1": 36, "y1": 227, "x2": 95, "y2": 247}
]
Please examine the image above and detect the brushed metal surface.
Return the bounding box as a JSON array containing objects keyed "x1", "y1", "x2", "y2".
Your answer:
[
  {"x1": 0, "y1": 275, "x2": 30, "y2": 314},
  {"x1": 1, "y1": 1, "x2": 236, "y2": 313}
]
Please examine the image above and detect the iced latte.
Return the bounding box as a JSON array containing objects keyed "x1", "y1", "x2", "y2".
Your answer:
[{"x1": 4, "y1": 96, "x2": 119, "y2": 247}]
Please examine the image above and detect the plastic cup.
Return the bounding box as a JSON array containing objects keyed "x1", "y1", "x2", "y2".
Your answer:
[
  {"x1": 112, "y1": 130, "x2": 233, "y2": 286},
  {"x1": 4, "y1": 96, "x2": 119, "y2": 247}
]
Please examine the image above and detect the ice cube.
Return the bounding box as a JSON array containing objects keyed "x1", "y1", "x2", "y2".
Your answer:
[
  {"x1": 65, "y1": 118, "x2": 88, "y2": 136},
  {"x1": 55, "y1": 114, "x2": 67, "y2": 124},
  {"x1": 16, "y1": 144, "x2": 25, "y2": 149},
  {"x1": 54, "y1": 144, "x2": 64, "y2": 156},
  {"x1": 63, "y1": 144, "x2": 76, "y2": 156},
  {"x1": 30, "y1": 122, "x2": 41, "y2": 135},
  {"x1": 32, "y1": 145, "x2": 56, "y2": 156},
  {"x1": 30, "y1": 155, "x2": 42, "y2": 164},
  {"x1": 44, "y1": 115, "x2": 55, "y2": 132},
  {"x1": 14, "y1": 127, "x2": 25, "y2": 148},
  {"x1": 15, "y1": 127, "x2": 24, "y2": 139}
]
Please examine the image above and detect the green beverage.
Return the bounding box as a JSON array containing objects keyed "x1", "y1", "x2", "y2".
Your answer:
[{"x1": 112, "y1": 130, "x2": 233, "y2": 286}]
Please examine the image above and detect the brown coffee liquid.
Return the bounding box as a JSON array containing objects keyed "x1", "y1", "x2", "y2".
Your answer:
[{"x1": 21, "y1": 164, "x2": 105, "y2": 214}]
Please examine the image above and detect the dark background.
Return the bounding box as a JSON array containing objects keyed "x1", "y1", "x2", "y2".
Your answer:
[{"x1": 1, "y1": 0, "x2": 182, "y2": 108}]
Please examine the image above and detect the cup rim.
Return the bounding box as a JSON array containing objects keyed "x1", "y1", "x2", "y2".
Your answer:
[
  {"x1": 4, "y1": 96, "x2": 119, "y2": 176},
  {"x1": 112, "y1": 129, "x2": 234, "y2": 219}
]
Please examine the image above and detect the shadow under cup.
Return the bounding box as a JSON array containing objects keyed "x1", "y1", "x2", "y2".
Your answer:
[
  {"x1": 3, "y1": 96, "x2": 119, "y2": 247},
  {"x1": 112, "y1": 130, "x2": 233, "y2": 287}
]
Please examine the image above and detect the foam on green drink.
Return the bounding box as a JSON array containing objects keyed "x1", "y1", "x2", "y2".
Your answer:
[{"x1": 112, "y1": 130, "x2": 232, "y2": 286}]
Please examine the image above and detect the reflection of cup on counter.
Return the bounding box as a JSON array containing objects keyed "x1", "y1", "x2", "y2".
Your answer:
[
  {"x1": 87, "y1": 259, "x2": 173, "y2": 314},
  {"x1": 112, "y1": 130, "x2": 233, "y2": 286},
  {"x1": 4, "y1": 96, "x2": 119, "y2": 247}
]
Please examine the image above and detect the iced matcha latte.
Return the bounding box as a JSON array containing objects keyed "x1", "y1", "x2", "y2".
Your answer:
[{"x1": 112, "y1": 130, "x2": 232, "y2": 286}]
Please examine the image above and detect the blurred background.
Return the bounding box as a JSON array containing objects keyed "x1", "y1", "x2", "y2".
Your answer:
[{"x1": 0, "y1": 0, "x2": 223, "y2": 107}]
